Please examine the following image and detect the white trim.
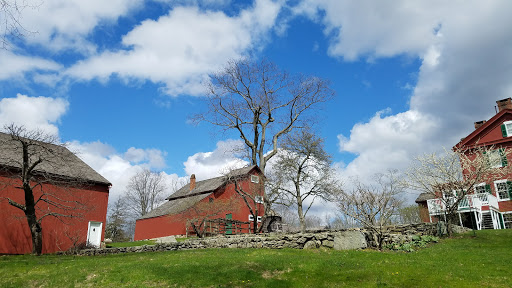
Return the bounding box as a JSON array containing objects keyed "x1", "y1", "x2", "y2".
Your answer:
[
  {"x1": 504, "y1": 121, "x2": 512, "y2": 136},
  {"x1": 257, "y1": 216, "x2": 262, "y2": 223},
  {"x1": 249, "y1": 215, "x2": 254, "y2": 221},
  {"x1": 494, "y1": 179, "x2": 510, "y2": 201}
]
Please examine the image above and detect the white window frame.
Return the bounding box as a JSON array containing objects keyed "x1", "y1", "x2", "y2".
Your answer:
[
  {"x1": 251, "y1": 175, "x2": 259, "y2": 183},
  {"x1": 255, "y1": 195, "x2": 263, "y2": 204},
  {"x1": 504, "y1": 121, "x2": 512, "y2": 137},
  {"x1": 474, "y1": 183, "x2": 487, "y2": 194},
  {"x1": 257, "y1": 216, "x2": 262, "y2": 223},
  {"x1": 249, "y1": 214, "x2": 254, "y2": 221},
  {"x1": 494, "y1": 179, "x2": 510, "y2": 201}
]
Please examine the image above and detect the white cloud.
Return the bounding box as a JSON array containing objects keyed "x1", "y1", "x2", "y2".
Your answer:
[
  {"x1": 183, "y1": 139, "x2": 248, "y2": 180},
  {"x1": 65, "y1": 0, "x2": 283, "y2": 96},
  {"x1": 0, "y1": 50, "x2": 62, "y2": 80},
  {"x1": 293, "y1": 1, "x2": 512, "y2": 189},
  {"x1": 68, "y1": 140, "x2": 181, "y2": 201},
  {"x1": 20, "y1": 0, "x2": 143, "y2": 53},
  {"x1": 0, "y1": 94, "x2": 68, "y2": 136}
]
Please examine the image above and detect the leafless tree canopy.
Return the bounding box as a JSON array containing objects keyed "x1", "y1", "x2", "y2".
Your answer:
[
  {"x1": 124, "y1": 169, "x2": 166, "y2": 218},
  {"x1": 0, "y1": 124, "x2": 90, "y2": 255},
  {"x1": 1, "y1": 0, "x2": 38, "y2": 49},
  {"x1": 405, "y1": 145, "x2": 512, "y2": 235},
  {"x1": 336, "y1": 171, "x2": 404, "y2": 249},
  {"x1": 194, "y1": 59, "x2": 334, "y2": 172},
  {"x1": 269, "y1": 129, "x2": 340, "y2": 232}
]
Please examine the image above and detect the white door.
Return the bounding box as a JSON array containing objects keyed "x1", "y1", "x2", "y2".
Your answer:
[{"x1": 87, "y1": 221, "x2": 102, "y2": 248}]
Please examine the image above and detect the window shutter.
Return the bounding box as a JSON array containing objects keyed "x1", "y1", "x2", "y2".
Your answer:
[
  {"x1": 502, "y1": 124, "x2": 508, "y2": 137},
  {"x1": 485, "y1": 184, "x2": 492, "y2": 194},
  {"x1": 507, "y1": 181, "x2": 512, "y2": 199},
  {"x1": 500, "y1": 148, "x2": 508, "y2": 167}
]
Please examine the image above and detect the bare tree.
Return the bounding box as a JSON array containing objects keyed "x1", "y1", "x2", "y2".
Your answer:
[
  {"x1": 397, "y1": 205, "x2": 421, "y2": 224},
  {"x1": 105, "y1": 196, "x2": 128, "y2": 242},
  {"x1": 1, "y1": 0, "x2": 39, "y2": 49},
  {"x1": 270, "y1": 130, "x2": 340, "y2": 233},
  {"x1": 0, "y1": 124, "x2": 91, "y2": 255},
  {"x1": 124, "y1": 169, "x2": 166, "y2": 218},
  {"x1": 195, "y1": 59, "x2": 334, "y2": 172},
  {"x1": 336, "y1": 171, "x2": 404, "y2": 249},
  {"x1": 405, "y1": 146, "x2": 512, "y2": 236}
]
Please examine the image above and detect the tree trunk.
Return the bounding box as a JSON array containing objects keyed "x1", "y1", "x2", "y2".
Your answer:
[
  {"x1": 297, "y1": 198, "x2": 306, "y2": 233},
  {"x1": 25, "y1": 210, "x2": 42, "y2": 255}
]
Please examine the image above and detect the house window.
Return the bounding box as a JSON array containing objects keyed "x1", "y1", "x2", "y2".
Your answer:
[
  {"x1": 486, "y1": 149, "x2": 508, "y2": 168},
  {"x1": 251, "y1": 175, "x2": 259, "y2": 183},
  {"x1": 494, "y1": 180, "x2": 512, "y2": 201},
  {"x1": 257, "y1": 216, "x2": 262, "y2": 222},
  {"x1": 255, "y1": 196, "x2": 264, "y2": 204},
  {"x1": 249, "y1": 215, "x2": 254, "y2": 221},
  {"x1": 474, "y1": 184, "x2": 486, "y2": 194},
  {"x1": 503, "y1": 213, "x2": 512, "y2": 229},
  {"x1": 501, "y1": 121, "x2": 512, "y2": 137}
]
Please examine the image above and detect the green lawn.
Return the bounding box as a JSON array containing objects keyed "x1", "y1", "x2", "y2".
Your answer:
[{"x1": 1, "y1": 229, "x2": 511, "y2": 287}]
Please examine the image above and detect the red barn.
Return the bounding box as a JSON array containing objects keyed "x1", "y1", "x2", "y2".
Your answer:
[
  {"x1": 416, "y1": 98, "x2": 512, "y2": 229},
  {"x1": 134, "y1": 165, "x2": 265, "y2": 240},
  {"x1": 0, "y1": 132, "x2": 111, "y2": 254}
]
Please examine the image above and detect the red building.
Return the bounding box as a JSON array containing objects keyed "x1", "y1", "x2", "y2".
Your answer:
[
  {"x1": 134, "y1": 165, "x2": 265, "y2": 240},
  {"x1": 416, "y1": 98, "x2": 512, "y2": 229},
  {"x1": 0, "y1": 132, "x2": 111, "y2": 254}
]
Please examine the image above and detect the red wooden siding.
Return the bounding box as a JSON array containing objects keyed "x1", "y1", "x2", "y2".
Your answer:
[{"x1": 0, "y1": 175, "x2": 109, "y2": 254}]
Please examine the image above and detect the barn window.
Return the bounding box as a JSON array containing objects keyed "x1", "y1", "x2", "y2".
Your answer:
[{"x1": 251, "y1": 175, "x2": 259, "y2": 183}]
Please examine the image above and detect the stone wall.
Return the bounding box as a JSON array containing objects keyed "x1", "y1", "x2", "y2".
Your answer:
[{"x1": 70, "y1": 223, "x2": 463, "y2": 256}]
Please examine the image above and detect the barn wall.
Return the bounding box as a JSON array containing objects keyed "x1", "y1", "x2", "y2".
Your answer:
[
  {"x1": 0, "y1": 175, "x2": 109, "y2": 254},
  {"x1": 134, "y1": 171, "x2": 265, "y2": 241}
]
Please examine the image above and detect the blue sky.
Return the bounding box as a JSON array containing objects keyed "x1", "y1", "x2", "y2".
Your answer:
[{"x1": 1, "y1": 0, "x2": 512, "y2": 216}]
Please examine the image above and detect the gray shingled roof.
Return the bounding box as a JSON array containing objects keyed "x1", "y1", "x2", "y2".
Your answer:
[
  {"x1": 0, "y1": 132, "x2": 110, "y2": 186},
  {"x1": 139, "y1": 165, "x2": 259, "y2": 220},
  {"x1": 415, "y1": 192, "x2": 435, "y2": 203}
]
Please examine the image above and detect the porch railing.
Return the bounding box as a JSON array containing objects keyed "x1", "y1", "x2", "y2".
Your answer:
[{"x1": 427, "y1": 193, "x2": 499, "y2": 216}]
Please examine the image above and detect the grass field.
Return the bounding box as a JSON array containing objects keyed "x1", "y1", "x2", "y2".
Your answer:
[{"x1": 1, "y1": 229, "x2": 511, "y2": 287}]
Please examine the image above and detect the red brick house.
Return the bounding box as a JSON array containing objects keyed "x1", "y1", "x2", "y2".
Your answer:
[
  {"x1": 416, "y1": 98, "x2": 512, "y2": 229},
  {"x1": 0, "y1": 132, "x2": 111, "y2": 254},
  {"x1": 134, "y1": 165, "x2": 265, "y2": 240}
]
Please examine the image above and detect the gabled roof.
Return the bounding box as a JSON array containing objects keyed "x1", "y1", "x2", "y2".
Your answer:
[
  {"x1": 0, "y1": 132, "x2": 111, "y2": 186},
  {"x1": 455, "y1": 108, "x2": 512, "y2": 149},
  {"x1": 415, "y1": 192, "x2": 435, "y2": 203},
  {"x1": 139, "y1": 165, "x2": 261, "y2": 220}
]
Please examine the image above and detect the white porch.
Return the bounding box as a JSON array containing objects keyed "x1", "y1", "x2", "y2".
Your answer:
[{"x1": 426, "y1": 193, "x2": 504, "y2": 230}]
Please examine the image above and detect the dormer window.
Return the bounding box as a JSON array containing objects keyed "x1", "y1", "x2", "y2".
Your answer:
[{"x1": 501, "y1": 121, "x2": 512, "y2": 137}]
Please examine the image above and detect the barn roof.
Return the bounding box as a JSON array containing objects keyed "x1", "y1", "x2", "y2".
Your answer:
[
  {"x1": 139, "y1": 165, "x2": 261, "y2": 220},
  {"x1": 415, "y1": 192, "x2": 435, "y2": 203},
  {"x1": 0, "y1": 131, "x2": 111, "y2": 186}
]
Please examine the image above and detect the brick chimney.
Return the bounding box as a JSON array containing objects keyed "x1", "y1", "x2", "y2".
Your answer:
[
  {"x1": 474, "y1": 120, "x2": 486, "y2": 130},
  {"x1": 190, "y1": 174, "x2": 196, "y2": 191},
  {"x1": 496, "y1": 98, "x2": 512, "y2": 112}
]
